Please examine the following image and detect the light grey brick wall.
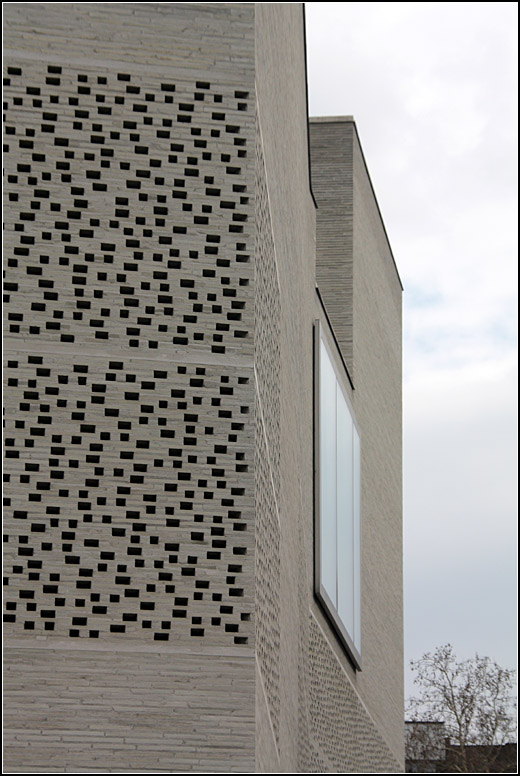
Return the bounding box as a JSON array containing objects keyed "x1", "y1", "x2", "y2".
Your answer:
[
  {"x1": 310, "y1": 117, "x2": 404, "y2": 768},
  {"x1": 4, "y1": 643, "x2": 255, "y2": 773},
  {"x1": 255, "y1": 6, "x2": 403, "y2": 773},
  {"x1": 252, "y1": 12, "x2": 404, "y2": 769},
  {"x1": 254, "y1": 5, "x2": 316, "y2": 770},
  {"x1": 4, "y1": 3, "x2": 257, "y2": 772},
  {"x1": 308, "y1": 118, "x2": 355, "y2": 377},
  {"x1": 4, "y1": 4, "x2": 404, "y2": 773}
]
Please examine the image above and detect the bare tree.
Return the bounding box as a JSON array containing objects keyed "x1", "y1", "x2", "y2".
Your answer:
[{"x1": 406, "y1": 644, "x2": 517, "y2": 773}]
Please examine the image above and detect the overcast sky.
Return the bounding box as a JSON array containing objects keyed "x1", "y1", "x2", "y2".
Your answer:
[{"x1": 305, "y1": 1, "x2": 518, "y2": 700}]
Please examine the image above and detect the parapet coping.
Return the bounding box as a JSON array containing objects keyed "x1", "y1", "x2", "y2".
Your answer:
[{"x1": 309, "y1": 115, "x2": 355, "y2": 123}]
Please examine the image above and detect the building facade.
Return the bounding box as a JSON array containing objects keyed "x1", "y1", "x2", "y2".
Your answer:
[
  {"x1": 3, "y1": 4, "x2": 404, "y2": 772},
  {"x1": 405, "y1": 722, "x2": 518, "y2": 773}
]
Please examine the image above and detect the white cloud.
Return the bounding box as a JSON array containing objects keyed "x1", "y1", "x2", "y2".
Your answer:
[{"x1": 403, "y1": 354, "x2": 517, "y2": 694}]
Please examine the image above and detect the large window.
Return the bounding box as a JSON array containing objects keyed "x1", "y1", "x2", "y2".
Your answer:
[{"x1": 314, "y1": 321, "x2": 361, "y2": 669}]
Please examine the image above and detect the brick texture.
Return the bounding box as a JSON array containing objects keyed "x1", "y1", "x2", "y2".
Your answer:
[
  {"x1": 4, "y1": 3, "x2": 256, "y2": 773},
  {"x1": 4, "y1": 4, "x2": 404, "y2": 773}
]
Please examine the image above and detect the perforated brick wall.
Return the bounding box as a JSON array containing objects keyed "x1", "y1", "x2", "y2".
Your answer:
[
  {"x1": 3, "y1": 60, "x2": 253, "y2": 356},
  {"x1": 4, "y1": 352, "x2": 254, "y2": 644},
  {"x1": 3, "y1": 51, "x2": 256, "y2": 646},
  {"x1": 3, "y1": 4, "x2": 257, "y2": 771}
]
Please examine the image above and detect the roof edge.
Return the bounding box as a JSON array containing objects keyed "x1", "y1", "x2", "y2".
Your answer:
[{"x1": 309, "y1": 115, "x2": 355, "y2": 123}]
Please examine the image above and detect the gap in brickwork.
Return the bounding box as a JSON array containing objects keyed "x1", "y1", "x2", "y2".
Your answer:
[
  {"x1": 4, "y1": 354, "x2": 253, "y2": 644},
  {"x1": 3, "y1": 63, "x2": 253, "y2": 356},
  {"x1": 3, "y1": 60, "x2": 255, "y2": 646}
]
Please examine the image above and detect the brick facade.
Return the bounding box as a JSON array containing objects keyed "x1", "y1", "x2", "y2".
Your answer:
[{"x1": 4, "y1": 4, "x2": 403, "y2": 772}]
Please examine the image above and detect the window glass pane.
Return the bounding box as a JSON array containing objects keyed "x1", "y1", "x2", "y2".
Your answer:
[
  {"x1": 317, "y1": 325, "x2": 361, "y2": 666},
  {"x1": 353, "y1": 426, "x2": 361, "y2": 651},
  {"x1": 337, "y1": 384, "x2": 354, "y2": 636},
  {"x1": 320, "y1": 338, "x2": 337, "y2": 607}
]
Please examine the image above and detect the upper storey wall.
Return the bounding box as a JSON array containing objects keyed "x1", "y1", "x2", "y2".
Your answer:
[
  {"x1": 309, "y1": 118, "x2": 402, "y2": 382},
  {"x1": 309, "y1": 119, "x2": 355, "y2": 376}
]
